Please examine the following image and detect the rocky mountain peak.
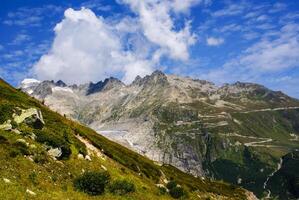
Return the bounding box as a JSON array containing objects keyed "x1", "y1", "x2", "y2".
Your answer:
[
  {"x1": 131, "y1": 75, "x2": 142, "y2": 86},
  {"x1": 55, "y1": 80, "x2": 67, "y2": 87},
  {"x1": 135, "y1": 70, "x2": 168, "y2": 87},
  {"x1": 86, "y1": 77, "x2": 124, "y2": 95}
]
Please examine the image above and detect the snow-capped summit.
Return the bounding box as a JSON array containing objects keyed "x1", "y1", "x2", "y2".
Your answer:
[{"x1": 20, "y1": 78, "x2": 41, "y2": 88}]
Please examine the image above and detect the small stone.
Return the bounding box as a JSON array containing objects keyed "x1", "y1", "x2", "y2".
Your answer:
[
  {"x1": 16, "y1": 139, "x2": 29, "y2": 146},
  {"x1": 12, "y1": 129, "x2": 21, "y2": 134},
  {"x1": 29, "y1": 133, "x2": 36, "y2": 140},
  {"x1": 85, "y1": 155, "x2": 91, "y2": 161},
  {"x1": 26, "y1": 189, "x2": 36, "y2": 196},
  {"x1": 3, "y1": 178, "x2": 11, "y2": 183},
  {"x1": 27, "y1": 156, "x2": 34, "y2": 162},
  {"x1": 77, "y1": 154, "x2": 84, "y2": 159},
  {"x1": 101, "y1": 165, "x2": 107, "y2": 171},
  {"x1": 0, "y1": 121, "x2": 12, "y2": 131},
  {"x1": 237, "y1": 178, "x2": 242, "y2": 184}
]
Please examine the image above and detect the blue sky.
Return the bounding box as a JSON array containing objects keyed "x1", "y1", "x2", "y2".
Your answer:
[{"x1": 0, "y1": 0, "x2": 299, "y2": 98}]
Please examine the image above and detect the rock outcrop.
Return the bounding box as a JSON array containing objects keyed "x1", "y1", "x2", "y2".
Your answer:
[{"x1": 13, "y1": 108, "x2": 45, "y2": 129}]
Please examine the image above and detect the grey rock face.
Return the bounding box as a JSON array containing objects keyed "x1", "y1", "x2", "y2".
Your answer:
[{"x1": 13, "y1": 108, "x2": 45, "y2": 129}]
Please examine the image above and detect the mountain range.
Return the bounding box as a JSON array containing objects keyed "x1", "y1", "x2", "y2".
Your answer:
[
  {"x1": 0, "y1": 77, "x2": 259, "y2": 199},
  {"x1": 20, "y1": 70, "x2": 299, "y2": 199}
]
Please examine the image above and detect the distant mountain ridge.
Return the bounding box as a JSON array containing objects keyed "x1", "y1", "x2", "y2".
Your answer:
[{"x1": 21, "y1": 71, "x2": 299, "y2": 199}]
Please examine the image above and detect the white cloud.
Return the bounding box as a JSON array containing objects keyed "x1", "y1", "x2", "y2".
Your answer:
[
  {"x1": 81, "y1": 0, "x2": 112, "y2": 11},
  {"x1": 256, "y1": 15, "x2": 269, "y2": 22},
  {"x1": 239, "y1": 23, "x2": 299, "y2": 72},
  {"x1": 120, "y1": 0, "x2": 198, "y2": 61},
  {"x1": 9, "y1": 34, "x2": 31, "y2": 45},
  {"x1": 212, "y1": 4, "x2": 246, "y2": 17},
  {"x1": 33, "y1": 1, "x2": 199, "y2": 84},
  {"x1": 3, "y1": 5, "x2": 63, "y2": 27},
  {"x1": 201, "y1": 23, "x2": 299, "y2": 89},
  {"x1": 206, "y1": 37, "x2": 224, "y2": 46},
  {"x1": 269, "y1": 2, "x2": 287, "y2": 13},
  {"x1": 33, "y1": 8, "x2": 154, "y2": 84}
]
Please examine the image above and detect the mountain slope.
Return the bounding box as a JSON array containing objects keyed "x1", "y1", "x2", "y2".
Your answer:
[
  {"x1": 20, "y1": 71, "x2": 299, "y2": 199},
  {"x1": 0, "y1": 78, "x2": 253, "y2": 199}
]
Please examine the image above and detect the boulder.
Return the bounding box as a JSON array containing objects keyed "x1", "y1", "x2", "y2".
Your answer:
[
  {"x1": 48, "y1": 148, "x2": 62, "y2": 159},
  {"x1": 13, "y1": 108, "x2": 45, "y2": 129},
  {"x1": 0, "y1": 120, "x2": 12, "y2": 131}
]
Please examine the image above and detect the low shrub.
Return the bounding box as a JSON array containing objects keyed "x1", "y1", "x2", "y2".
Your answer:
[
  {"x1": 0, "y1": 135, "x2": 8, "y2": 144},
  {"x1": 166, "y1": 180, "x2": 177, "y2": 190},
  {"x1": 35, "y1": 130, "x2": 71, "y2": 159},
  {"x1": 158, "y1": 186, "x2": 167, "y2": 195},
  {"x1": 9, "y1": 140, "x2": 30, "y2": 157},
  {"x1": 33, "y1": 151, "x2": 48, "y2": 164},
  {"x1": 73, "y1": 171, "x2": 110, "y2": 196},
  {"x1": 166, "y1": 180, "x2": 187, "y2": 199},
  {"x1": 0, "y1": 104, "x2": 14, "y2": 124},
  {"x1": 108, "y1": 179, "x2": 135, "y2": 195},
  {"x1": 28, "y1": 172, "x2": 38, "y2": 185},
  {"x1": 169, "y1": 186, "x2": 186, "y2": 199}
]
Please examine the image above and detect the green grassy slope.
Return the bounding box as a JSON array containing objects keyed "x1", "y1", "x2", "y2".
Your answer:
[{"x1": 0, "y1": 79, "x2": 249, "y2": 200}]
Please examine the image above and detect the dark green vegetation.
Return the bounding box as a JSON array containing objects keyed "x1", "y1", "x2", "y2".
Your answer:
[
  {"x1": 166, "y1": 181, "x2": 187, "y2": 199},
  {"x1": 267, "y1": 150, "x2": 299, "y2": 199},
  {"x1": 0, "y1": 78, "x2": 248, "y2": 199},
  {"x1": 108, "y1": 179, "x2": 136, "y2": 195},
  {"x1": 74, "y1": 171, "x2": 110, "y2": 195}
]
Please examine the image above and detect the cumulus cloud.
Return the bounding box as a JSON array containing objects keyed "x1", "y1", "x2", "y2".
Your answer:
[
  {"x1": 206, "y1": 37, "x2": 224, "y2": 46},
  {"x1": 33, "y1": 8, "x2": 153, "y2": 84},
  {"x1": 33, "y1": 1, "x2": 199, "y2": 84}
]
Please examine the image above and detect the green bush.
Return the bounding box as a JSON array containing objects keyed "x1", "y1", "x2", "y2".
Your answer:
[
  {"x1": 108, "y1": 179, "x2": 135, "y2": 195},
  {"x1": 60, "y1": 144, "x2": 71, "y2": 160},
  {"x1": 35, "y1": 130, "x2": 71, "y2": 159},
  {"x1": 166, "y1": 180, "x2": 177, "y2": 190},
  {"x1": 28, "y1": 172, "x2": 38, "y2": 185},
  {"x1": 73, "y1": 171, "x2": 110, "y2": 196},
  {"x1": 0, "y1": 104, "x2": 14, "y2": 124},
  {"x1": 0, "y1": 135, "x2": 8, "y2": 144},
  {"x1": 9, "y1": 140, "x2": 30, "y2": 157},
  {"x1": 33, "y1": 151, "x2": 48, "y2": 164},
  {"x1": 158, "y1": 186, "x2": 167, "y2": 195},
  {"x1": 11, "y1": 120, "x2": 18, "y2": 129},
  {"x1": 169, "y1": 186, "x2": 186, "y2": 199},
  {"x1": 166, "y1": 180, "x2": 187, "y2": 199}
]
